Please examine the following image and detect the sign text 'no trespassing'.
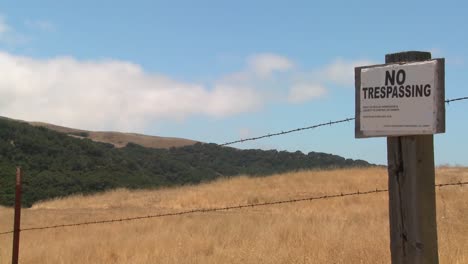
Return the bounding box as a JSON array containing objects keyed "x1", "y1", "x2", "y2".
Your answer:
[{"x1": 355, "y1": 59, "x2": 445, "y2": 138}]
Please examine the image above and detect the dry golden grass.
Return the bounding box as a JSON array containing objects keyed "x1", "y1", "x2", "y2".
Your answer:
[
  {"x1": 29, "y1": 121, "x2": 197, "y2": 148},
  {"x1": 0, "y1": 167, "x2": 467, "y2": 263}
]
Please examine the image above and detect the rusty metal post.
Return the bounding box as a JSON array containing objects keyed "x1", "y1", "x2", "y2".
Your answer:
[{"x1": 12, "y1": 167, "x2": 22, "y2": 264}]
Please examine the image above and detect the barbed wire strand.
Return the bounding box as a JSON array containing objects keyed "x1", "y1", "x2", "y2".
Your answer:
[
  {"x1": 0, "y1": 96, "x2": 465, "y2": 236},
  {"x1": 220, "y1": 118, "x2": 355, "y2": 146},
  {"x1": 221, "y1": 96, "x2": 468, "y2": 146},
  {"x1": 0, "y1": 180, "x2": 466, "y2": 236},
  {"x1": 445, "y1": 96, "x2": 468, "y2": 104}
]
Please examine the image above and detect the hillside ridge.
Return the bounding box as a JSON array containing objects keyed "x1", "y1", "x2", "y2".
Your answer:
[
  {"x1": 1, "y1": 116, "x2": 198, "y2": 149},
  {"x1": 28, "y1": 121, "x2": 198, "y2": 149},
  {"x1": 0, "y1": 116, "x2": 371, "y2": 207}
]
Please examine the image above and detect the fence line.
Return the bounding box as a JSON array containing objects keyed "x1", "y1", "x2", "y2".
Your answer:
[
  {"x1": 0, "y1": 95, "x2": 466, "y2": 263},
  {"x1": 221, "y1": 96, "x2": 468, "y2": 146},
  {"x1": 0, "y1": 180, "x2": 466, "y2": 236},
  {"x1": 445, "y1": 96, "x2": 468, "y2": 103},
  {"x1": 220, "y1": 118, "x2": 354, "y2": 146}
]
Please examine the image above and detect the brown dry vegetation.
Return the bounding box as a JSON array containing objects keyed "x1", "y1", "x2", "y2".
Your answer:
[
  {"x1": 0, "y1": 167, "x2": 467, "y2": 263},
  {"x1": 29, "y1": 121, "x2": 198, "y2": 149}
]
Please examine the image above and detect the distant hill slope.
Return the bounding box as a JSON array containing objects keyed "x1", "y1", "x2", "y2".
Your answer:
[
  {"x1": 0, "y1": 117, "x2": 371, "y2": 207},
  {"x1": 29, "y1": 121, "x2": 198, "y2": 149}
]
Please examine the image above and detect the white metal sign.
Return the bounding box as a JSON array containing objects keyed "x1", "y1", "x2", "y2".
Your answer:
[{"x1": 355, "y1": 59, "x2": 445, "y2": 138}]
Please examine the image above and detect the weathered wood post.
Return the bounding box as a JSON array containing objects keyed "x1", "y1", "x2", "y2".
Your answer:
[
  {"x1": 355, "y1": 51, "x2": 445, "y2": 264},
  {"x1": 386, "y1": 52, "x2": 439, "y2": 264},
  {"x1": 12, "y1": 167, "x2": 22, "y2": 264}
]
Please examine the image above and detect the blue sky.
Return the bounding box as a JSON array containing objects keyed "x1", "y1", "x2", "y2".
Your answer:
[{"x1": 0, "y1": 0, "x2": 467, "y2": 165}]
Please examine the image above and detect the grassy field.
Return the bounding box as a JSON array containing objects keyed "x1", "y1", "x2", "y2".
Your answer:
[{"x1": 0, "y1": 167, "x2": 467, "y2": 263}]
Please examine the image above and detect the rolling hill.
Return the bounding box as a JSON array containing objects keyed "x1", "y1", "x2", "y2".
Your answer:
[
  {"x1": 0, "y1": 116, "x2": 371, "y2": 207},
  {"x1": 29, "y1": 121, "x2": 198, "y2": 149}
]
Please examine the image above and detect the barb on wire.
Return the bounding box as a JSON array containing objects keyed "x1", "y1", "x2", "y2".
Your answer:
[
  {"x1": 436, "y1": 181, "x2": 467, "y2": 188},
  {"x1": 220, "y1": 118, "x2": 355, "y2": 146},
  {"x1": 445, "y1": 96, "x2": 468, "y2": 104},
  {"x1": 0, "y1": 180, "x2": 466, "y2": 236},
  {"x1": 221, "y1": 96, "x2": 468, "y2": 146}
]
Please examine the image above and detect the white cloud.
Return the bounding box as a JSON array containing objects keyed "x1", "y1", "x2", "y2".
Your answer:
[
  {"x1": 320, "y1": 58, "x2": 375, "y2": 86},
  {"x1": 25, "y1": 19, "x2": 56, "y2": 32},
  {"x1": 0, "y1": 15, "x2": 11, "y2": 36},
  {"x1": 0, "y1": 15, "x2": 28, "y2": 45},
  {"x1": 288, "y1": 83, "x2": 327, "y2": 104},
  {"x1": 0, "y1": 52, "x2": 262, "y2": 131},
  {"x1": 0, "y1": 50, "x2": 374, "y2": 131},
  {"x1": 247, "y1": 53, "x2": 294, "y2": 77}
]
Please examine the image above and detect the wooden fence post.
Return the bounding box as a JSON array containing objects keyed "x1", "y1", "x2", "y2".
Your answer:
[
  {"x1": 12, "y1": 167, "x2": 22, "y2": 264},
  {"x1": 386, "y1": 51, "x2": 439, "y2": 264}
]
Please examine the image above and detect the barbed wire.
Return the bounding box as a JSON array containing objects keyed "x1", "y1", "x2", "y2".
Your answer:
[
  {"x1": 0, "y1": 96, "x2": 465, "y2": 236},
  {"x1": 220, "y1": 96, "x2": 468, "y2": 146},
  {"x1": 445, "y1": 96, "x2": 468, "y2": 104},
  {"x1": 0, "y1": 180, "x2": 466, "y2": 236},
  {"x1": 220, "y1": 118, "x2": 355, "y2": 146},
  {"x1": 436, "y1": 181, "x2": 468, "y2": 188}
]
